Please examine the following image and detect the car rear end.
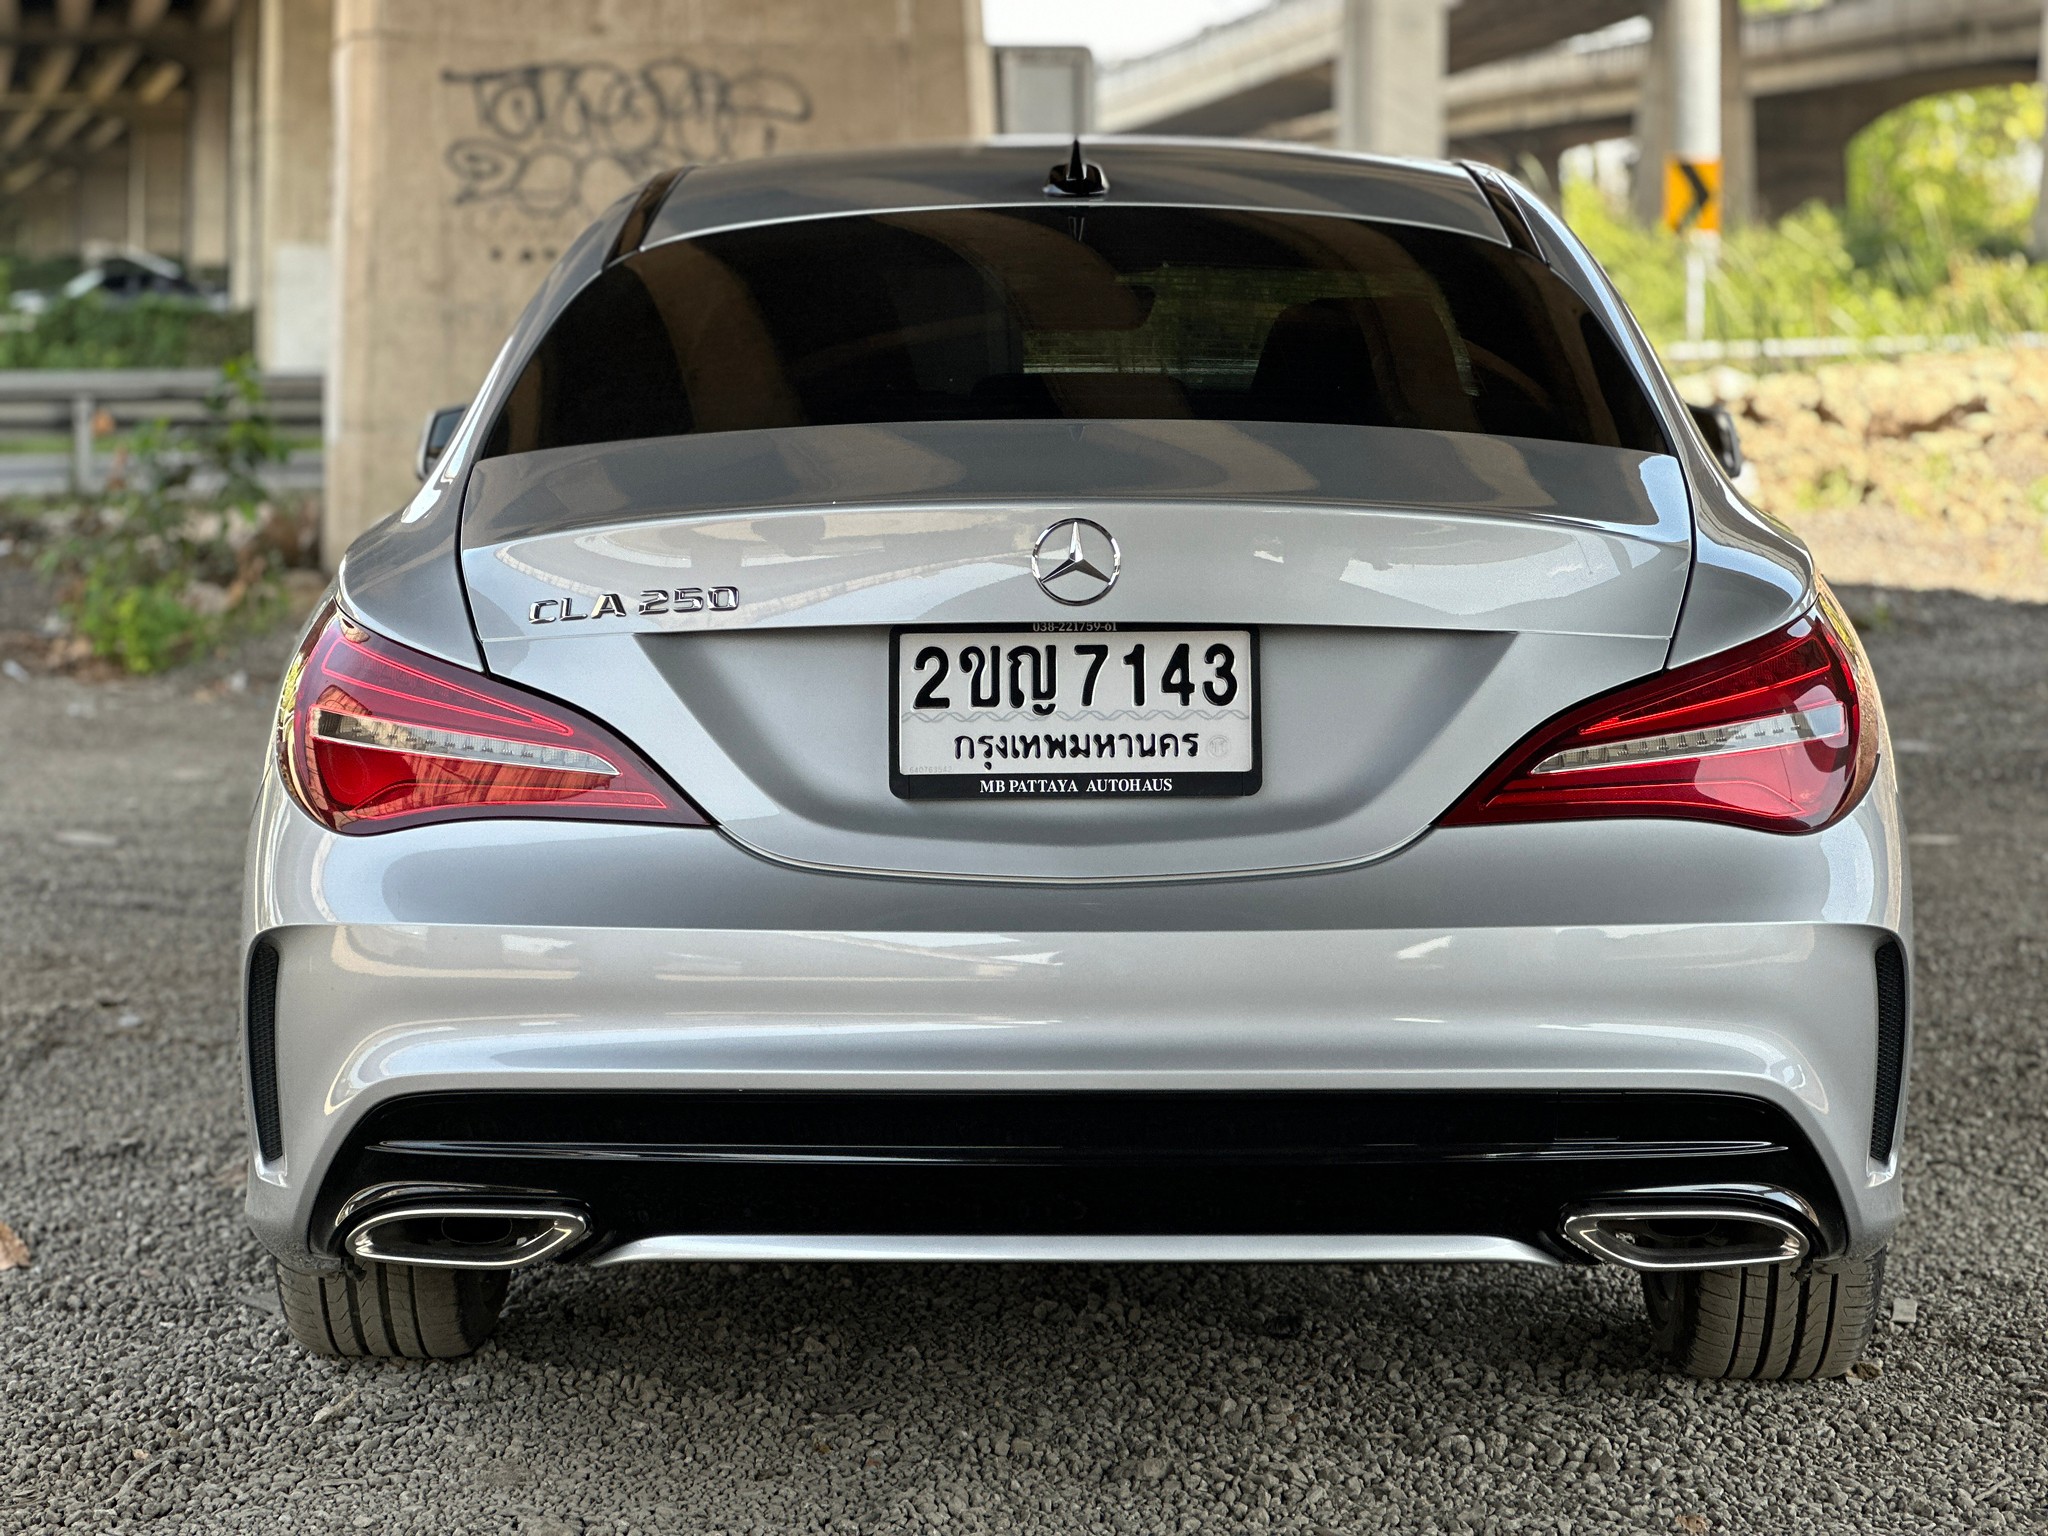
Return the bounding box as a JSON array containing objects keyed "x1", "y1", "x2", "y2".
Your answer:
[{"x1": 242, "y1": 141, "x2": 1908, "y2": 1372}]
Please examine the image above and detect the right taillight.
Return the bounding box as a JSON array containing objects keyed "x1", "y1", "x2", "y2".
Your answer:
[
  {"x1": 276, "y1": 604, "x2": 709, "y2": 835},
  {"x1": 1442, "y1": 589, "x2": 1878, "y2": 834}
]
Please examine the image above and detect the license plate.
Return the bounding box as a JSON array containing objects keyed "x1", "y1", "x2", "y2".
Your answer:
[{"x1": 891, "y1": 625, "x2": 1260, "y2": 799}]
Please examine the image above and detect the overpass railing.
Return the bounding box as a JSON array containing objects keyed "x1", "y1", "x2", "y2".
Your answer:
[{"x1": 0, "y1": 369, "x2": 323, "y2": 493}]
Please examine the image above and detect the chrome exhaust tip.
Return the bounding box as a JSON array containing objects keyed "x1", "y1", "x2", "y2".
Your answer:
[
  {"x1": 343, "y1": 1202, "x2": 589, "y2": 1271},
  {"x1": 1560, "y1": 1202, "x2": 1810, "y2": 1273}
]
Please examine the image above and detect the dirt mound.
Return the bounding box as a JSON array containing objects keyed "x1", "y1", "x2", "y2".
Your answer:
[{"x1": 1677, "y1": 346, "x2": 2048, "y2": 603}]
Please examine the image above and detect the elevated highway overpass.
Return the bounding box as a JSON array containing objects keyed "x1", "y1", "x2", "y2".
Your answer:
[{"x1": 1100, "y1": 0, "x2": 2047, "y2": 221}]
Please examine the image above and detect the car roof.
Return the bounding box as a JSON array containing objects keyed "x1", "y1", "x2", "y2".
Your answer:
[{"x1": 640, "y1": 137, "x2": 1509, "y2": 251}]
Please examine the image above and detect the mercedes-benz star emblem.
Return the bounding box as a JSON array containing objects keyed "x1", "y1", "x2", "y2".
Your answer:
[{"x1": 1030, "y1": 518, "x2": 1121, "y2": 606}]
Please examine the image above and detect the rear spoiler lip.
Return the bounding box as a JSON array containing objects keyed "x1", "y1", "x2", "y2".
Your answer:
[{"x1": 459, "y1": 419, "x2": 1687, "y2": 553}]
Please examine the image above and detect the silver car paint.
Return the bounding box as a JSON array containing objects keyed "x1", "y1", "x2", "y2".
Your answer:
[
  {"x1": 334, "y1": 145, "x2": 1810, "y2": 690},
  {"x1": 243, "y1": 748, "x2": 1907, "y2": 1273},
  {"x1": 250, "y1": 140, "x2": 1910, "y2": 1273},
  {"x1": 459, "y1": 423, "x2": 1690, "y2": 881},
  {"x1": 1498, "y1": 180, "x2": 1814, "y2": 666}
]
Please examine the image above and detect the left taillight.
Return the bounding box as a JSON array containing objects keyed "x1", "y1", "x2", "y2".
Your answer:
[
  {"x1": 276, "y1": 604, "x2": 709, "y2": 835},
  {"x1": 1442, "y1": 588, "x2": 1879, "y2": 835}
]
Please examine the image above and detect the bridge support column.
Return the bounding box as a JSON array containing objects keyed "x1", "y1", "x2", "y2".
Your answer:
[
  {"x1": 127, "y1": 105, "x2": 187, "y2": 258},
  {"x1": 2034, "y1": 0, "x2": 2048, "y2": 256},
  {"x1": 1335, "y1": 0, "x2": 1446, "y2": 158},
  {"x1": 1720, "y1": 0, "x2": 1754, "y2": 229},
  {"x1": 256, "y1": 0, "x2": 334, "y2": 373},
  {"x1": 76, "y1": 153, "x2": 127, "y2": 249},
  {"x1": 185, "y1": 58, "x2": 232, "y2": 274},
  {"x1": 1630, "y1": 0, "x2": 1672, "y2": 225},
  {"x1": 1633, "y1": 0, "x2": 1747, "y2": 230},
  {"x1": 1634, "y1": 0, "x2": 1748, "y2": 230},
  {"x1": 324, "y1": 0, "x2": 992, "y2": 558},
  {"x1": 1632, "y1": 0, "x2": 1751, "y2": 230}
]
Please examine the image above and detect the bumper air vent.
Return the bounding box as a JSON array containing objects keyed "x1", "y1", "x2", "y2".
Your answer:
[
  {"x1": 246, "y1": 938, "x2": 283, "y2": 1163},
  {"x1": 1870, "y1": 939, "x2": 1908, "y2": 1163}
]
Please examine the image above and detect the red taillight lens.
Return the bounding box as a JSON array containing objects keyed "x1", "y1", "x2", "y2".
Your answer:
[
  {"x1": 277, "y1": 605, "x2": 709, "y2": 835},
  {"x1": 1443, "y1": 593, "x2": 1878, "y2": 834}
]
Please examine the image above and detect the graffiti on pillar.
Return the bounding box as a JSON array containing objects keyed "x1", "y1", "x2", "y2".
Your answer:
[{"x1": 441, "y1": 59, "x2": 813, "y2": 218}]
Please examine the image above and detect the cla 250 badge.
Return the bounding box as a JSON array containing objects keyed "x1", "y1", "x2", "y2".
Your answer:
[{"x1": 528, "y1": 586, "x2": 741, "y2": 624}]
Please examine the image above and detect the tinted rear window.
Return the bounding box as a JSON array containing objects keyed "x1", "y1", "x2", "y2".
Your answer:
[{"x1": 484, "y1": 207, "x2": 1666, "y2": 457}]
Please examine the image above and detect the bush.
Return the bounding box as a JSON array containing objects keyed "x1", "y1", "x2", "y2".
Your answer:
[
  {"x1": 35, "y1": 357, "x2": 294, "y2": 673},
  {"x1": 1565, "y1": 83, "x2": 2048, "y2": 348},
  {"x1": 0, "y1": 294, "x2": 254, "y2": 369}
]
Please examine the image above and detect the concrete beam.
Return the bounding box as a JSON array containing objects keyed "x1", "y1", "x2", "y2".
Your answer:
[
  {"x1": 81, "y1": 114, "x2": 126, "y2": 151},
  {"x1": 1, "y1": 44, "x2": 80, "y2": 151},
  {"x1": 40, "y1": 106, "x2": 93, "y2": 149},
  {"x1": 1099, "y1": 0, "x2": 1338, "y2": 137},
  {"x1": 134, "y1": 58, "x2": 183, "y2": 103},
  {"x1": 1445, "y1": 0, "x2": 1646, "y2": 72},
  {"x1": 0, "y1": 22, "x2": 232, "y2": 70},
  {"x1": 1099, "y1": 0, "x2": 1646, "y2": 135},
  {"x1": 0, "y1": 84, "x2": 197, "y2": 113},
  {"x1": 1335, "y1": 0, "x2": 1445, "y2": 157},
  {"x1": 1446, "y1": 0, "x2": 2041, "y2": 167}
]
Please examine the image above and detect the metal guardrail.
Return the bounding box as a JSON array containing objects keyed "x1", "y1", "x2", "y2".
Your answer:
[
  {"x1": 1662, "y1": 332, "x2": 2048, "y2": 366},
  {"x1": 0, "y1": 368, "x2": 322, "y2": 491}
]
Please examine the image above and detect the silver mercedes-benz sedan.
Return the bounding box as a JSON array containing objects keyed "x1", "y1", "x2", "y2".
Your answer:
[{"x1": 244, "y1": 140, "x2": 1908, "y2": 1378}]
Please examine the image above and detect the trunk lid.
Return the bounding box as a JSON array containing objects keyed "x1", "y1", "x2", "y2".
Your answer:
[{"x1": 459, "y1": 419, "x2": 1689, "y2": 880}]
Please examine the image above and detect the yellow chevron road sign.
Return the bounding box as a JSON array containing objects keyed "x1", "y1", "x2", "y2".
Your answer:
[{"x1": 1663, "y1": 157, "x2": 1722, "y2": 235}]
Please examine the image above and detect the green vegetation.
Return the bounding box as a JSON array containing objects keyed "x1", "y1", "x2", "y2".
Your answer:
[
  {"x1": 0, "y1": 296, "x2": 255, "y2": 369},
  {"x1": 35, "y1": 357, "x2": 294, "y2": 673},
  {"x1": 1567, "y1": 84, "x2": 2048, "y2": 347}
]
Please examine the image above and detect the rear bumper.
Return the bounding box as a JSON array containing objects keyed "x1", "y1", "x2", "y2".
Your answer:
[
  {"x1": 309, "y1": 1088, "x2": 1844, "y2": 1269},
  {"x1": 243, "y1": 758, "x2": 1910, "y2": 1271}
]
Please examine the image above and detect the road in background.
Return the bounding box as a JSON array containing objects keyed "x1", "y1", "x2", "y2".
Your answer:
[{"x1": 0, "y1": 588, "x2": 2041, "y2": 1534}]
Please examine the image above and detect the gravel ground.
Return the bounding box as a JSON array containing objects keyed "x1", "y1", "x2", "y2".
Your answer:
[{"x1": 1, "y1": 586, "x2": 2044, "y2": 1536}]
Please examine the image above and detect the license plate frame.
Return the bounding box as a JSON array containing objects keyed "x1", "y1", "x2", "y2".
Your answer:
[{"x1": 889, "y1": 623, "x2": 1262, "y2": 801}]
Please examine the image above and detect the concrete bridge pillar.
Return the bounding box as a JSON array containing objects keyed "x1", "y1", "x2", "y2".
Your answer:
[
  {"x1": 1634, "y1": 0, "x2": 1751, "y2": 230},
  {"x1": 2033, "y1": 0, "x2": 2048, "y2": 256},
  {"x1": 323, "y1": 0, "x2": 993, "y2": 556},
  {"x1": 1719, "y1": 0, "x2": 1754, "y2": 229},
  {"x1": 255, "y1": 0, "x2": 333, "y2": 373},
  {"x1": 1336, "y1": 0, "x2": 1447, "y2": 158},
  {"x1": 184, "y1": 58, "x2": 232, "y2": 274},
  {"x1": 127, "y1": 104, "x2": 187, "y2": 258},
  {"x1": 76, "y1": 154, "x2": 127, "y2": 249}
]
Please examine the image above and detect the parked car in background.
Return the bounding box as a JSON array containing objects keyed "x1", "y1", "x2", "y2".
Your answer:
[
  {"x1": 8, "y1": 250, "x2": 227, "y2": 315},
  {"x1": 242, "y1": 140, "x2": 1909, "y2": 1378}
]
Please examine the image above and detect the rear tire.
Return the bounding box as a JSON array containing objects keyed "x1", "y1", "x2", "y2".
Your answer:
[
  {"x1": 1643, "y1": 1248, "x2": 1885, "y2": 1380},
  {"x1": 275, "y1": 1258, "x2": 508, "y2": 1360}
]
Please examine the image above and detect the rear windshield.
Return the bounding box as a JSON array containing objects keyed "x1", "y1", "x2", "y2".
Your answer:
[{"x1": 483, "y1": 206, "x2": 1667, "y2": 457}]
